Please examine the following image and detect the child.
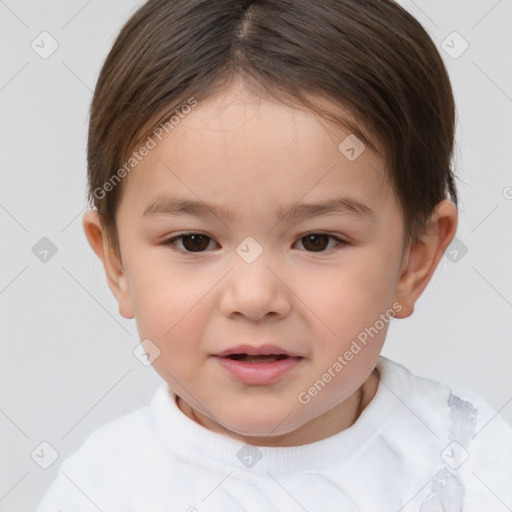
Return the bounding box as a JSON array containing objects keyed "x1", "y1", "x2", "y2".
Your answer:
[{"x1": 38, "y1": 0, "x2": 512, "y2": 510}]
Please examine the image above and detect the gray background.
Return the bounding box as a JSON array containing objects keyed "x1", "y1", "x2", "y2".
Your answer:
[{"x1": 0, "y1": 1, "x2": 511, "y2": 510}]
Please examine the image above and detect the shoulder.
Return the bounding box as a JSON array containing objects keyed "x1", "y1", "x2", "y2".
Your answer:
[
  {"x1": 70, "y1": 403, "x2": 151, "y2": 456},
  {"x1": 378, "y1": 355, "x2": 512, "y2": 443},
  {"x1": 378, "y1": 357, "x2": 512, "y2": 508},
  {"x1": 58, "y1": 390, "x2": 174, "y2": 475},
  {"x1": 36, "y1": 390, "x2": 171, "y2": 511}
]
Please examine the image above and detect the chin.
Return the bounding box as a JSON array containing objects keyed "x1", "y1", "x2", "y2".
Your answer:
[{"x1": 218, "y1": 408, "x2": 303, "y2": 439}]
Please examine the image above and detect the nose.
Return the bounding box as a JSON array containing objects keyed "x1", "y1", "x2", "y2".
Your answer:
[{"x1": 219, "y1": 259, "x2": 292, "y2": 323}]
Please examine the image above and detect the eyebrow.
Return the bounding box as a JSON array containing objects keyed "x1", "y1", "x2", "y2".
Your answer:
[{"x1": 141, "y1": 196, "x2": 375, "y2": 222}]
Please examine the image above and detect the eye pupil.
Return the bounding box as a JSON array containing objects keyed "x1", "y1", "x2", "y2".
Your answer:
[
  {"x1": 182, "y1": 234, "x2": 209, "y2": 252},
  {"x1": 302, "y1": 234, "x2": 329, "y2": 252}
]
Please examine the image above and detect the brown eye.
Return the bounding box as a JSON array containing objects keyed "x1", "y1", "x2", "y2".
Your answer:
[
  {"x1": 301, "y1": 234, "x2": 330, "y2": 252},
  {"x1": 296, "y1": 233, "x2": 347, "y2": 253},
  {"x1": 181, "y1": 234, "x2": 211, "y2": 252},
  {"x1": 165, "y1": 233, "x2": 214, "y2": 252}
]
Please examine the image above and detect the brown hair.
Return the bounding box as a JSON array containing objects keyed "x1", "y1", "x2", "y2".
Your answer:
[{"x1": 87, "y1": 0, "x2": 457, "y2": 256}]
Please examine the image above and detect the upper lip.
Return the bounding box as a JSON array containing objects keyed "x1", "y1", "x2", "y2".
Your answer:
[{"x1": 214, "y1": 344, "x2": 301, "y2": 358}]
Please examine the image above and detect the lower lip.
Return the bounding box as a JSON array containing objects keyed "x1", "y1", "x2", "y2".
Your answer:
[{"x1": 213, "y1": 356, "x2": 303, "y2": 385}]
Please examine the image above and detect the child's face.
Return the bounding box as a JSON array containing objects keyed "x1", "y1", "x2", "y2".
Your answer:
[{"x1": 94, "y1": 84, "x2": 418, "y2": 445}]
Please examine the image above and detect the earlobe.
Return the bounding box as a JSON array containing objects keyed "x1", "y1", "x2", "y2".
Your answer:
[
  {"x1": 82, "y1": 210, "x2": 134, "y2": 319},
  {"x1": 393, "y1": 200, "x2": 458, "y2": 318}
]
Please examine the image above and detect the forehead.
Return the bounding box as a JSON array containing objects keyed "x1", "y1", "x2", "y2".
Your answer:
[{"x1": 119, "y1": 85, "x2": 396, "y2": 223}]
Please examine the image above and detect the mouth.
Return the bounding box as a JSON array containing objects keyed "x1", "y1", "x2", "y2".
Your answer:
[
  {"x1": 224, "y1": 353, "x2": 291, "y2": 363},
  {"x1": 212, "y1": 344, "x2": 303, "y2": 385},
  {"x1": 214, "y1": 343, "x2": 301, "y2": 359}
]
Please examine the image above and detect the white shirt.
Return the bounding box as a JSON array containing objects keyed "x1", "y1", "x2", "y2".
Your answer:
[{"x1": 37, "y1": 356, "x2": 512, "y2": 511}]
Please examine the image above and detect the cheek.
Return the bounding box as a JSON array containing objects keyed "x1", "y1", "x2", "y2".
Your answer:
[
  {"x1": 133, "y1": 283, "x2": 210, "y2": 382},
  {"x1": 127, "y1": 262, "x2": 207, "y2": 342},
  {"x1": 297, "y1": 252, "x2": 400, "y2": 346}
]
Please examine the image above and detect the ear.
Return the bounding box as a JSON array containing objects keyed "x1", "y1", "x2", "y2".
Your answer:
[
  {"x1": 82, "y1": 210, "x2": 134, "y2": 319},
  {"x1": 393, "y1": 200, "x2": 458, "y2": 318}
]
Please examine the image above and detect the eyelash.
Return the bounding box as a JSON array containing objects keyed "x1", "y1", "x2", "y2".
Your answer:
[{"x1": 162, "y1": 232, "x2": 349, "y2": 254}]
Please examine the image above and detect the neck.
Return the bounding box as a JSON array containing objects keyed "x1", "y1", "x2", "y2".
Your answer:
[{"x1": 176, "y1": 368, "x2": 380, "y2": 447}]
